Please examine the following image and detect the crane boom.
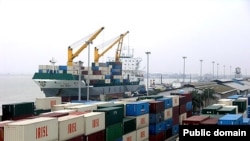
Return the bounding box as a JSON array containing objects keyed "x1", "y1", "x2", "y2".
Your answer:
[
  {"x1": 115, "y1": 31, "x2": 129, "y2": 62},
  {"x1": 67, "y1": 27, "x2": 105, "y2": 66},
  {"x1": 94, "y1": 31, "x2": 129, "y2": 63}
]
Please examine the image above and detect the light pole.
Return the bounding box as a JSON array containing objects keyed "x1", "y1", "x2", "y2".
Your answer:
[
  {"x1": 230, "y1": 66, "x2": 232, "y2": 79},
  {"x1": 145, "y1": 51, "x2": 151, "y2": 96},
  {"x1": 78, "y1": 61, "x2": 83, "y2": 101},
  {"x1": 224, "y1": 65, "x2": 226, "y2": 79},
  {"x1": 200, "y1": 60, "x2": 203, "y2": 81},
  {"x1": 217, "y1": 63, "x2": 219, "y2": 79},
  {"x1": 212, "y1": 61, "x2": 215, "y2": 79},
  {"x1": 86, "y1": 41, "x2": 92, "y2": 101},
  {"x1": 183, "y1": 56, "x2": 187, "y2": 83}
]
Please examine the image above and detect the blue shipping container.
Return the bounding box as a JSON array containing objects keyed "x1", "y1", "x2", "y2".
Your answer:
[
  {"x1": 149, "y1": 120, "x2": 165, "y2": 135},
  {"x1": 149, "y1": 112, "x2": 164, "y2": 124},
  {"x1": 218, "y1": 114, "x2": 243, "y2": 125},
  {"x1": 163, "y1": 118, "x2": 173, "y2": 130},
  {"x1": 126, "y1": 101, "x2": 149, "y2": 116},
  {"x1": 172, "y1": 124, "x2": 179, "y2": 135},
  {"x1": 157, "y1": 97, "x2": 173, "y2": 109},
  {"x1": 242, "y1": 118, "x2": 250, "y2": 125},
  {"x1": 186, "y1": 101, "x2": 192, "y2": 111}
]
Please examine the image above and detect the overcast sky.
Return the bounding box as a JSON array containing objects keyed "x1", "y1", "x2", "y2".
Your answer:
[{"x1": 0, "y1": 0, "x2": 249, "y2": 76}]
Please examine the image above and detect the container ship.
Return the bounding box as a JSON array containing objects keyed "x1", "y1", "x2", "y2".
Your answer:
[{"x1": 32, "y1": 27, "x2": 146, "y2": 102}]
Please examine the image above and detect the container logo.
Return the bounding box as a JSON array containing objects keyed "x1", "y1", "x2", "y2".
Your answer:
[
  {"x1": 140, "y1": 130, "x2": 145, "y2": 138},
  {"x1": 92, "y1": 119, "x2": 99, "y2": 128},
  {"x1": 126, "y1": 136, "x2": 132, "y2": 141},
  {"x1": 68, "y1": 122, "x2": 77, "y2": 134},
  {"x1": 140, "y1": 118, "x2": 145, "y2": 125},
  {"x1": 36, "y1": 126, "x2": 48, "y2": 139}
]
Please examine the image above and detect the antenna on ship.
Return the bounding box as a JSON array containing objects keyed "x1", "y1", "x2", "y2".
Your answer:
[{"x1": 49, "y1": 57, "x2": 57, "y2": 73}]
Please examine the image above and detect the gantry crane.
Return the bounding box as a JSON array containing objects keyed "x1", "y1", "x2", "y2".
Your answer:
[
  {"x1": 94, "y1": 31, "x2": 129, "y2": 63},
  {"x1": 67, "y1": 27, "x2": 104, "y2": 66}
]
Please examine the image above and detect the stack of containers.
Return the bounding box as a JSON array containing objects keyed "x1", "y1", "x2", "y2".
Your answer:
[
  {"x1": 148, "y1": 101, "x2": 165, "y2": 141},
  {"x1": 0, "y1": 120, "x2": 13, "y2": 141},
  {"x1": 93, "y1": 104, "x2": 124, "y2": 141},
  {"x1": 233, "y1": 98, "x2": 247, "y2": 117},
  {"x1": 126, "y1": 101, "x2": 149, "y2": 141},
  {"x1": 164, "y1": 95, "x2": 179, "y2": 139}
]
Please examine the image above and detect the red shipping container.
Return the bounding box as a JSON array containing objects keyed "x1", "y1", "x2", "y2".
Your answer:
[
  {"x1": 179, "y1": 104, "x2": 186, "y2": 114},
  {"x1": 178, "y1": 96, "x2": 187, "y2": 105},
  {"x1": 200, "y1": 117, "x2": 218, "y2": 125},
  {"x1": 182, "y1": 93, "x2": 192, "y2": 102},
  {"x1": 83, "y1": 130, "x2": 105, "y2": 141},
  {"x1": 149, "y1": 131, "x2": 166, "y2": 141},
  {"x1": 182, "y1": 115, "x2": 210, "y2": 125},
  {"x1": 68, "y1": 134, "x2": 84, "y2": 141},
  {"x1": 149, "y1": 101, "x2": 164, "y2": 113},
  {"x1": 165, "y1": 128, "x2": 172, "y2": 140},
  {"x1": 186, "y1": 110, "x2": 192, "y2": 118},
  {"x1": 172, "y1": 106, "x2": 179, "y2": 117},
  {"x1": 172, "y1": 115, "x2": 179, "y2": 125}
]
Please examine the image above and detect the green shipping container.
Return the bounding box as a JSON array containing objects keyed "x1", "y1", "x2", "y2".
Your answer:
[
  {"x1": 202, "y1": 105, "x2": 222, "y2": 114},
  {"x1": 217, "y1": 107, "x2": 236, "y2": 115},
  {"x1": 233, "y1": 99, "x2": 247, "y2": 113},
  {"x1": 2, "y1": 102, "x2": 34, "y2": 120},
  {"x1": 93, "y1": 107, "x2": 123, "y2": 127},
  {"x1": 106, "y1": 122, "x2": 123, "y2": 141},
  {"x1": 97, "y1": 103, "x2": 124, "y2": 117},
  {"x1": 123, "y1": 117, "x2": 136, "y2": 134}
]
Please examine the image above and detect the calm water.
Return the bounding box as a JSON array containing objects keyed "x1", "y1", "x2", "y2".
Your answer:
[{"x1": 0, "y1": 74, "x2": 45, "y2": 115}]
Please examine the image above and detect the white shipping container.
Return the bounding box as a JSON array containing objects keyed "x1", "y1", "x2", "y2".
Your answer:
[
  {"x1": 136, "y1": 126, "x2": 149, "y2": 141},
  {"x1": 66, "y1": 104, "x2": 97, "y2": 113},
  {"x1": 53, "y1": 109, "x2": 77, "y2": 114},
  {"x1": 83, "y1": 112, "x2": 105, "y2": 135},
  {"x1": 4, "y1": 117, "x2": 58, "y2": 141},
  {"x1": 88, "y1": 75, "x2": 105, "y2": 80},
  {"x1": 128, "y1": 113, "x2": 149, "y2": 129},
  {"x1": 238, "y1": 97, "x2": 248, "y2": 109},
  {"x1": 35, "y1": 97, "x2": 62, "y2": 110},
  {"x1": 164, "y1": 107, "x2": 173, "y2": 120},
  {"x1": 165, "y1": 95, "x2": 179, "y2": 107},
  {"x1": 179, "y1": 113, "x2": 187, "y2": 125},
  {"x1": 123, "y1": 131, "x2": 136, "y2": 141},
  {"x1": 223, "y1": 105, "x2": 238, "y2": 114},
  {"x1": 105, "y1": 79, "x2": 111, "y2": 84},
  {"x1": 52, "y1": 103, "x2": 83, "y2": 111},
  {"x1": 217, "y1": 99, "x2": 233, "y2": 106},
  {"x1": 58, "y1": 115, "x2": 84, "y2": 141}
]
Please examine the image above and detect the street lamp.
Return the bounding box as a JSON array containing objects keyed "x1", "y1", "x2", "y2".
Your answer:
[
  {"x1": 86, "y1": 41, "x2": 92, "y2": 101},
  {"x1": 224, "y1": 65, "x2": 226, "y2": 79},
  {"x1": 183, "y1": 56, "x2": 187, "y2": 83},
  {"x1": 217, "y1": 63, "x2": 219, "y2": 79},
  {"x1": 212, "y1": 61, "x2": 215, "y2": 79},
  {"x1": 200, "y1": 60, "x2": 203, "y2": 81},
  {"x1": 145, "y1": 51, "x2": 151, "y2": 96},
  {"x1": 230, "y1": 66, "x2": 232, "y2": 79},
  {"x1": 78, "y1": 61, "x2": 83, "y2": 101}
]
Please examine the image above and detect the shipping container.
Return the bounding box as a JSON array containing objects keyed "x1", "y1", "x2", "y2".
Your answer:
[
  {"x1": 172, "y1": 124, "x2": 179, "y2": 135},
  {"x1": 2, "y1": 102, "x2": 34, "y2": 120},
  {"x1": 127, "y1": 113, "x2": 149, "y2": 129},
  {"x1": 218, "y1": 114, "x2": 243, "y2": 125},
  {"x1": 200, "y1": 117, "x2": 218, "y2": 125},
  {"x1": 97, "y1": 103, "x2": 125, "y2": 117},
  {"x1": 93, "y1": 107, "x2": 123, "y2": 127},
  {"x1": 217, "y1": 106, "x2": 237, "y2": 115},
  {"x1": 217, "y1": 99, "x2": 233, "y2": 106},
  {"x1": 202, "y1": 105, "x2": 222, "y2": 114},
  {"x1": 179, "y1": 113, "x2": 187, "y2": 125},
  {"x1": 164, "y1": 107, "x2": 172, "y2": 120},
  {"x1": 233, "y1": 99, "x2": 247, "y2": 113},
  {"x1": 83, "y1": 130, "x2": 105, "y2": 141},
  {"x1": 149, "y1": 112, "x2": 164, "y2": 124},
  {"x1": 126, "y1": 101, "x2": 149, "y2": 116},
  {"x1": 149, "y1": 101, "x2": 164, "y2": 113},
  {"x1": 242, "y1": 118, "x2": 250, "y2": 125},
  {"x1": 123, "y1": 117, "x2": 136, "y2": 135},
  {"x1": 182, "y1": 115, "x2": 210, "y2": 125},
  {"x1": 149, "y1": 131, "x2": 166, "y2": 141},
  {"x1": 52, "y1": 103, "x2": 83, "y2": 111},
  {"x1": 157, "y1": 97, "x2": 173, "y2": 109},
  {"x1": 35, "y1": 97, "x2": 62, "y2": 110},
  {"x1": 0, "y1": 120, "x2": 13, "y2": 141},
  {"x1": 82, "y1": 112, "x2": 105, "y2": 135},
  {"x1": 106, "y1": 122, "x2": 123, "y2": 141},
  {"x1": 136, "y1": 126, "x2": 149, "y2": 141},
  {"x1": 165, "y1": 95, "x2": 179, "y2": 107},
  {"x1": 66, "y1": 104, "x2": 97, "y2": 113},
  {"x1": 185, "y1": 101, "x2": 192, "y2": 111},
  {"x1": 149, "y1": 120, "x2": 165, "y2": 135},
  {"x1": 4, "y1": 117, "x2": 58, "y2": 141},
  {"x1": 123, "y1": 130, "x2": 136, "y2": 141},
  {"x1": 164, "y1": 118, "x2": 173, "y2": 130}
]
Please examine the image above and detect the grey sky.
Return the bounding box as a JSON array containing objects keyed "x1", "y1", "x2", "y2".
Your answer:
[{"x1": 0, "y1": 0, "x2": 249, "y2": 76}]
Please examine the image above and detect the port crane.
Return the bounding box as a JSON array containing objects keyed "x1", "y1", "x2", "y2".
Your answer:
[
  {"x1": 67, "y1": 27, "x2": 104, "y2": 66},
  {"x1": 94, "y1": 31, "x2": 129, "y2": 63},
  {"x1": 115, "y1": 31, "x2": 129, "y2": 62}
]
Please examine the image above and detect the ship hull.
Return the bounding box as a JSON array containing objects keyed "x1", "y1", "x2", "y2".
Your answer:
[{"x1": 40, "y1": 84, "x2": 145, "y2": 102}]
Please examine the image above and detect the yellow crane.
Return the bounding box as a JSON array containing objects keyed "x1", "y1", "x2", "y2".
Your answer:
[
  {"x1": 94, "y1": 31, "x2": 129, "y2": 63},
  {"x1": 115, "y1": 31, "x2": 129, "y2": 62},
  {"x1": 67, "y1": 27, "x2": 104, "y2": 66}
]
